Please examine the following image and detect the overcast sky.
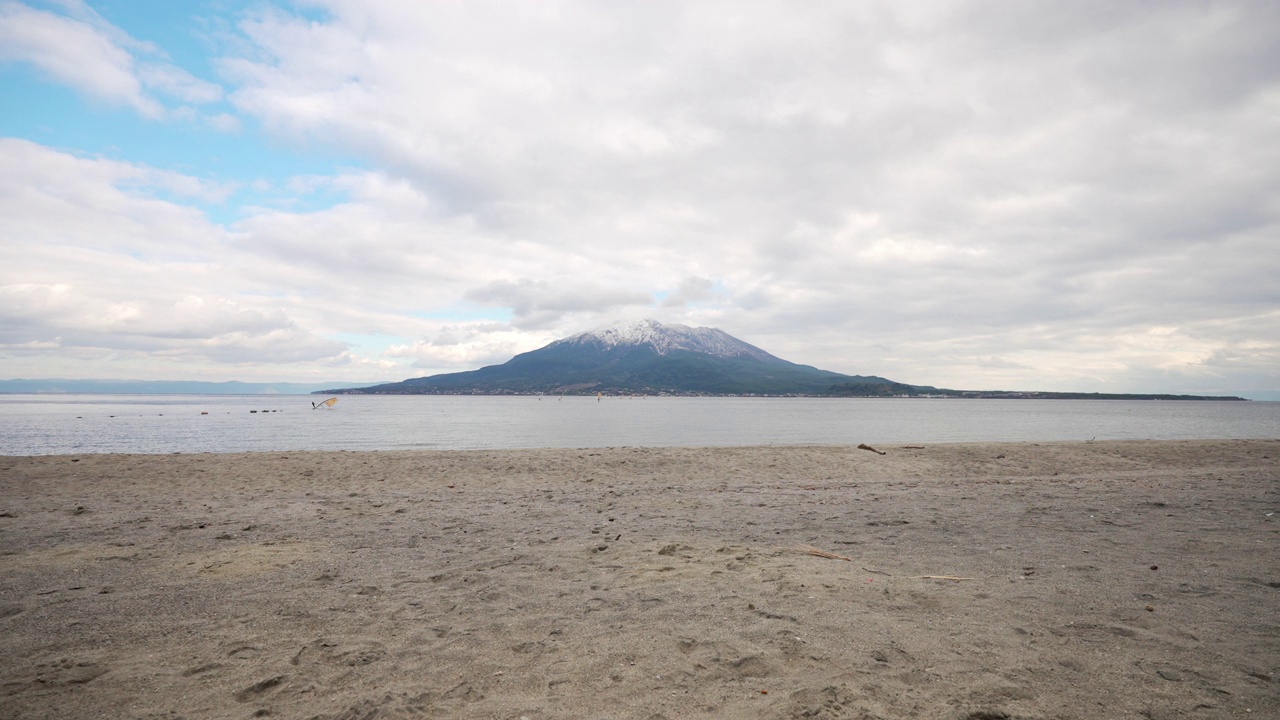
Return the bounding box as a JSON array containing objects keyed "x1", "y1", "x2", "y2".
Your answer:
[{"x1": 2, "y1": 0, "x2": 1277, "y2": 397}]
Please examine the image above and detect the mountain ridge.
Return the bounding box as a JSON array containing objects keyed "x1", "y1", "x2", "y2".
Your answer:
[
  {"x1": 324, "y1": 319, "x2": 1249, "y2": 400},
  {"x1": 330, "y1": 318, "x2": 930, "y2": 397}
]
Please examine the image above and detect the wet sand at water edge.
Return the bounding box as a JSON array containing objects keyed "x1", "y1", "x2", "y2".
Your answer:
[{"x1": 1, "y1": 439, "x2": 1278, "y2": 719}]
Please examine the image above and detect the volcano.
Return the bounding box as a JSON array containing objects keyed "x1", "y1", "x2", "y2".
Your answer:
[{"x1": 332, "y1": 319, "x2": 920, "y2": 396}]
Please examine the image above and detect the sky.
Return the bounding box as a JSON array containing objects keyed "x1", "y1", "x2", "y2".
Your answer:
[{"x1": 1, "y1": 0, "x2": 1278, "y2": 398}]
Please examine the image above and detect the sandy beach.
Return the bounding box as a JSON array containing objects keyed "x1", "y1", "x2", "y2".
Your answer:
[{"x1": 1, "y1": 439, "x2": 1277, "y2": 719}]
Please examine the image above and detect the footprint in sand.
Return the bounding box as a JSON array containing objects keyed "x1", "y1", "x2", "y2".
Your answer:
[
  {"x1": 785, "y1": 684, "x2": 860, "y2": 718},
  {"x1": 234, "y1": 675, "x2": 287, "y2": 702},
  {"x1": 34, "y1": 659, "x2": 107, "y2": 685},
  {"x1": 181, "y1": 662, "x2": 223, "y2": 677}
]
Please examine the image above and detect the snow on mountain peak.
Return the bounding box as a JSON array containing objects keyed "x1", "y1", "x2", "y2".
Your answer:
[{"x1": 557, "y1": 318, "x2": 779, "y2": 362}]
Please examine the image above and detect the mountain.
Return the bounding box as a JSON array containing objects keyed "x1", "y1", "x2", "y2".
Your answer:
[
  {"x1": 323, "y1": 319, "x2": 1249, "y2": 400},
  {"x1": 331, "y1": 318, "x2": 917, "y2": 396}
]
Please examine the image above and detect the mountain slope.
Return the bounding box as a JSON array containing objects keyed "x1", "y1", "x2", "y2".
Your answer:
[{"x1": 334, "y1": 319, "x2": 909, "y2": 396}]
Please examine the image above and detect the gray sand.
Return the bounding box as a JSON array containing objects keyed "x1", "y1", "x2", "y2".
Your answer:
[{"x1": 1, "y1": 440, "x2": 1278, "y2": 718}]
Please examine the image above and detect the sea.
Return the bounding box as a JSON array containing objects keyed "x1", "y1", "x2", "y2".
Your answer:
[{"x1": 0, "y1": 394, "x2": 1277, "y2": 455}]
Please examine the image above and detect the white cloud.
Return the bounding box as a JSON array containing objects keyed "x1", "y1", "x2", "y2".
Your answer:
[
  {"x1": 464, "y1": 279, "x2": 652, "y2": 327},
  {"x1": 0, "y1": 1, "x2": 224, "y2": 119},
  {"x1": 0, "y1": 1, "x2": 161, "y2": 116},
  {"x1": 385, "y1": 324, "x2": 532, "y2": 371},
  {"x1": 0, "y1": 143, "x2": 353, "y2": 378},
  {"x1": 138, "y1": 62, "x2": 223, "y2": 104},
  {"x1": 2, "y1": 1, "x2": 1278, "y2": 395},
  {"x1": 0, "y1": 138, "x2": 233, "y2": 250},
  {"x1": 206, "y1": 112, "x2": 242, "y2": 134},
  {"x1": 661, "y1": 276, "x2": 716, "y2": 309},
  {"x1": 0, "y1": 282, "x2": 335, "y2": 359}
]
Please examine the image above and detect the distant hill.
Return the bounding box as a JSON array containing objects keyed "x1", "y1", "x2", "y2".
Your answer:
[
  {"x1": 329, "y1": 319, "x2": 931, "y2": 397},
  {"x1": 0, "y1": 379, "x2": 381, "y2": 395}
]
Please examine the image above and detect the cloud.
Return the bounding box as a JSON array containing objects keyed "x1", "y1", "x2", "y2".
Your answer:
[
  {"x1": 384, "y1": 324, "x2": 531, "y2": 371},
  {"x1": 0, "y1": 142, "x2": 353, "y2": 378},
  {"x1": 464, "y1": 279, "x2": 652, "y2": 327},
  {"x1": 462, "y1": 280, "x2": 628, "y2": 316},
  {"x1": 0, "y1": 140, "x2": 569, "y2": 380},
  {"x1": 661, "y1": 276, "x2": 716, "y2": 308},
  {"x1": 0, "y1": 281, "x2": 340, "y2": 357},
  {"x1": 0, "y1": 1, "x2": 161, "y2": 116},
  {"x1": 2, "y1": 1, "x2": 1277, "y2": 394},
  {"x1": 0, "y1": 1, "x2": 223, "y2": 118},
  {"x1": 0, "y1": 138, "x2": 233, "y2": 251},
  {"x1": 137, "y1": 62, "x2": 224, "y2": 104},
  {"x1": 206, "y1": 112, "x2": 242, "y2": 134}
]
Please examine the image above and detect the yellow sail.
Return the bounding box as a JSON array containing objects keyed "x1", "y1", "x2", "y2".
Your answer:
[{"x1": 312, "y1": 397, "x2": 338, "y2": 409}]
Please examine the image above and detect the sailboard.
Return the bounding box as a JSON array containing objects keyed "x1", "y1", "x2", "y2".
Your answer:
[{"x1": 312, "y1": 397, "x2": 338, "y2": 410}]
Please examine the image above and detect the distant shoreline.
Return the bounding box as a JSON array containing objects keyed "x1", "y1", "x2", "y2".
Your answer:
[
  {"x1": 0, "y1": 389, "x2": 1251, "y2": 401},
  {"x1": 322, "y1": 389, "x2": 1250, "y2": 401},
  {"x1": 0, "y1": 379, "x2": 384, "y2": 395},
  {"x1": 0, "y1": 379, "x2": 1254, "y2": 401}
]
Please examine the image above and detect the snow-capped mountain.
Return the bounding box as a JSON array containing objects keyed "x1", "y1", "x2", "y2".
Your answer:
[
  {"x1": 335, "y1": 319, "x2": 917, "y2": 396},
  {"x1": 323, "y1": 319, "x2": 1247, "y2": 399},
  {"x1": 551, "y1": 319, "x2": 782, "y2": 363}
]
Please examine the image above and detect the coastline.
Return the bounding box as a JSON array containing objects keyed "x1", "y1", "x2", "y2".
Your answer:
[{"x1": 2, "y1": 440, "x2": 1277, "y2": 718}]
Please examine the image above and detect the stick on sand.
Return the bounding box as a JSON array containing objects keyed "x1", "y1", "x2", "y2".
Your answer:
[{"x1": 790, "y1": 545, "x2": 853, "y2": 561}]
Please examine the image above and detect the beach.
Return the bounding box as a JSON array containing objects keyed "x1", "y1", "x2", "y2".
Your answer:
[{"x1": 1, "y1": 439, "x2": 1277, "y2": 719}]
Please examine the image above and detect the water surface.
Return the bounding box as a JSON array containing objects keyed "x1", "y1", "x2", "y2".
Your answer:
[{"x1": 1, "y1": 394, "x2": 1276, "y2": 455}]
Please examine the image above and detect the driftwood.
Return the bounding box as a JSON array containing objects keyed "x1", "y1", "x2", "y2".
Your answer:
[
  {"x1": 857, "y1": 443, "x2": 886, "y2": 455},
  {"x1": 912, "y1": 575, "x2": 974, "y2": 581}
]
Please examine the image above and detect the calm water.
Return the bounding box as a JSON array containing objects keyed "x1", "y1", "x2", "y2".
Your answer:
[{"x1": 0, "y1": 394, "x2": 1277, "y2": 455}]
